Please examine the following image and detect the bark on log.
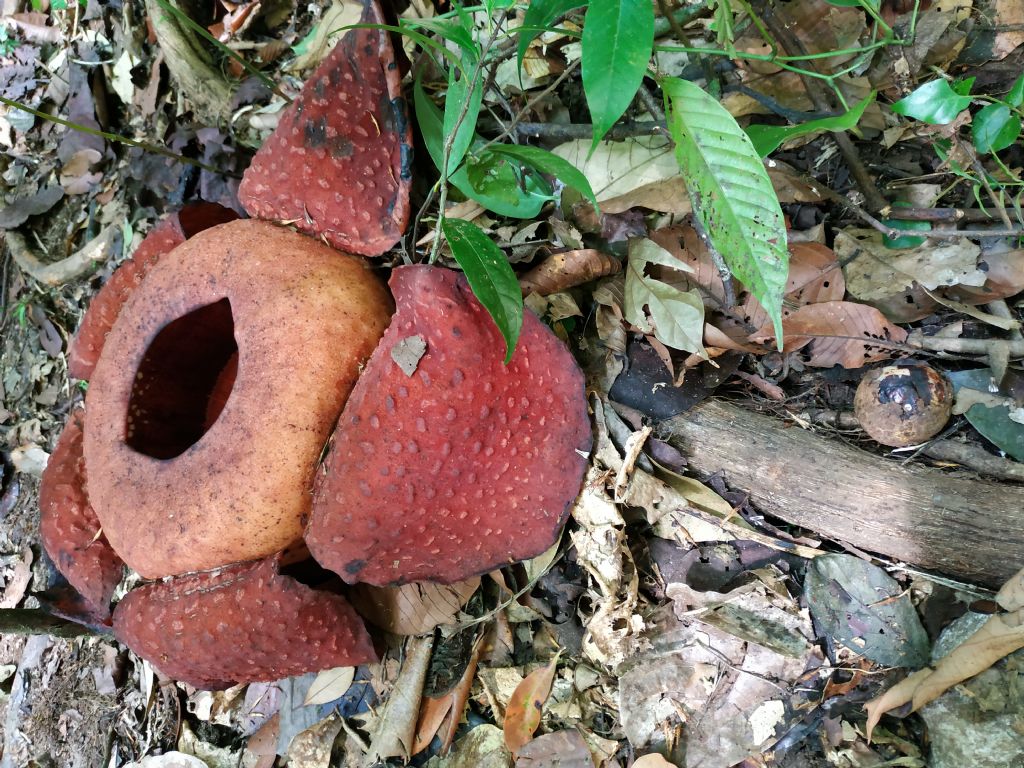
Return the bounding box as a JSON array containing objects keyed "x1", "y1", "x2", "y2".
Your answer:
[{"x1": 662, "y1": 400, "x2": 1024, "y2": 587}]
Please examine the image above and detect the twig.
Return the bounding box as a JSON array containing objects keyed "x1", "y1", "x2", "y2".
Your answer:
[
  {"x1": 689, "y1": 211, "x2": 737, "y2": 307},
  {"x1": 905, "y1": 331, "x2": 1023, "y2": 358},
  {"x1": 790, "y1": 168, "x2": 1024, "y2": 241},
  {"x1": 637, "y1": 83, "x2": 667, "y2": 123},
  {"x1": 479, "y1": 59, "x2": 581, "y2": 150},
  {"x1": 922, "y1": 439, "x2": 1024, "y2": 483},
  {"x1": 515, "y1": 120, "x2": 665, "y2": 141},
  {"x1": 0, "y1": 609, "x2": 96, "y2": 638},
  {"x1": 958, "y1": 137, "x2": 1015, "y2": 229},
  {"x1": 877, "y1": 207, "x2": 1017, "y2": 223}
]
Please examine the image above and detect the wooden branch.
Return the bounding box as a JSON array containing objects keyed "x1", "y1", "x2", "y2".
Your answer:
[
  {"x1": 662, "y1": 401, "x2": 1024, "y2": 587},
  {"x1": 0, "y1": 609, "x2": 96, "y2": 638}
]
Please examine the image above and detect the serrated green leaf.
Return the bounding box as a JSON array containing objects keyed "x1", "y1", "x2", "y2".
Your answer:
[
  {"x1": 443, "y1": 66, "x2": 484, "y2": 175},
  {"x1": 746, "y1": 93, "x2": 875, "y2": 158},
  {"x1": 581, "y1": 0, "x2": 653, "y2": 153},
  {"x1": 624, "y1": 239, "x2": 706, "y2": 356},
  {"x1": 661, "y1": 76, "x2": 788, "y2": 345},
  {"x1": 517, "y1": 0, "x2": 587, "y2": 75},
  {"x1": 485, "y1": 144, "x2": 599, "y2": 209},
  {"x1": 891, "y1": 79, "x2": 972, "y2": 125},
  {"x1": 972, "y1": 103, "x2": 1022, "y2": 154},
  {"x1": 441, "y1": 218, "x2": 523, "y2": 363},
  {"x1": 1007, "y1": 74, "x2": 1024, "y2": 108}
]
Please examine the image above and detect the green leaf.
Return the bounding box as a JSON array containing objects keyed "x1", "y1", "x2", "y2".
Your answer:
[
  {"x1": 1007, "y1": 74, "x2": 1024, "y2": 108},
  {"x1": 661, "y1": 76, "x2": 789, "y2": 344},
  {"x1": 709, "y1": 0, "x2": 735, "y2": 49},
  {"x1": 443, "y1": 66, "x2": 484, "y2": 175},
  {"x1": 441, "y1": 218, "x2": 523, "y2": 364},
  {"x1": 947, "y1": 369, "x2": 1024, "y2": 461},
  {"x1": 952, "y1": 77, "x2": 975, "y2": 96},
  {"x1": 746, "y1": 93, "x2": 875, "y2": 158},
  {"x1": 485, "y1": 144, "x2": 599, "y2": 209},
  {"x1": 581, "y1": 0, "x2": 653, "y2": 153},
  {"x1": 624, "y1": 239, "x2": 706, "y2": 356},
  {"x1": 891, "y1": 79, "x2": 972, "y2": 125},
  {"x1": 466, "y1": 153, "x2": 524, "y2": 206},
  {"x1": 518, "y1": 0, "x2": 587, "y2": 75},
  {"x1": 972, "y1": 103, "x2": 1022, "y2": 154}
]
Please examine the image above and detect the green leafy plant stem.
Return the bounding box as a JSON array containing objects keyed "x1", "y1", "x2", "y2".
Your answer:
[
  {"x1": 427, "y1": 47, "x2": 494, "y2": 263},
  {"x1": 0, "y1": 95, "x2": 222, "y2": 174},
  {"x1": 153, "y1": 0, "x2": 287, "y2": 101}
]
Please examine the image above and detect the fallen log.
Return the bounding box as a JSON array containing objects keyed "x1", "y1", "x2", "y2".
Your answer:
[{"x1": 662, "y1": 401, "x2": 1024, "y2": 588}]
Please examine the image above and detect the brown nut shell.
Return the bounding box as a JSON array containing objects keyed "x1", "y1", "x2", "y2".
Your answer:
[
  {"x1": 854, "y1": 361, "x2": 952, "y2": 447},
  {"x1": 85, "y1": 219, "x2": 393, "y2": 578}
]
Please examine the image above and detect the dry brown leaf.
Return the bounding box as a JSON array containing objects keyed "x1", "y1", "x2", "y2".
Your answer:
[
  {"x1": 516, "y1": 729, "x2": 596, "y2": 767},
  {"x1": 303, "y1": 666, "x2": 355, "y2": 706},
  {"x1": 648, "y1": 226, "x2": 727, "y2": 305},
  {"x1": 993, "y1": 0, "x2": 1024, "y2": 58},
  {"x1": 864, "y1": 668, "x2": 932, "y2": 742},
  {"x1": 0, "y1": 546, "x2": 33, "y2": 609},
  {"x1": 751, "y1": 301, "x2": 908, "y2": 368},
  {"x1": 633, "y1": 755, "x2": 679, "y2": 768},
  {"x1": 413, "y1": 695, "x2": 454, "y2": 756},
  {"x1": 911, "y1": 610, "x2": 1024, "y2": 710},
  {"x1": 997, "y1": 566, "x2": 1024, "y2": 612},
  {"x1": 741, "y1": 242, "x2": 845, "y2": 329},
  {"x1": 367, "y1": 635, "x2": 435, "y2": 761},
  {"x1": 950, "y1": 247, "x2": 1024, "y2": 303},
  {"x1": 349, "y1": 577, "x2": 480, "y2": 635},
  {"x1": 519, "y1": 250, "x2": 620, "y2": 296},
  {"x1": 503, "y1": 650, "x2": 562, "y2": 754},
  {"x1": 838, "y1": 230, "x2": 984, "y2": 301},
  {"x1": 413, "y1": 635, "x2": 483, "y2": 755},
  {"x1": 243, "y1": 713, "x2": 279, "y2": 768}
]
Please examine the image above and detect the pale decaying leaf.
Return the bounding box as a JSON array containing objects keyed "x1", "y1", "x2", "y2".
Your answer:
[
  {"x1": 289, "y1": 0, "x2": 364, "y2": 71},
  {"x1": 349, "y1": 578, "x2": 480, "y2": 635},
  {"x1": 752, "y1": 301, "x2": 908, "y2": 368},
  {"x1": 123, "y1": 753, "x2": 209, "y2": 768},
  {"x1": 552, "y1": 137, "x2": 691, "y2": 214},
  {"x1": 625, "y1": 239, "x2": 707, "y2": 357},
  {"x1": 837, "y1": 230, "x2": 984, "y2": 301},
  {"x1": 285, "y1": 715, "x2": 345, "y2": 768},
  {"x1": 303, "y1": 666, "x2": 356, "y2": 707},
  {"x1": 993, "y1": 0, "x2": 1024, "y2": 58},
  {"x1": 368, "y1": 635, "x2": 435, "y2": 761},
  {"x1": 997, "y1": 566, "x2": 1024, "y2": 611},
  {"x1": 422, "y1": 723, "x2": 511, "y2": 768},
  {"x1": 632, "y1": 755, "x2": 679, "y2": 768},
  {"x1": 516, "y1": 729, "x2": 596, "y2": 767}
]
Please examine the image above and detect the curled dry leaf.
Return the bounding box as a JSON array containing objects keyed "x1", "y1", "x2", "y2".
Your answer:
[
  {"x1": 751, "y1": 301, "x2": 907, "y2": 368},
  {"x1": 349, "y1": 577, "x2": 480, "y2": 635},
  {"x1": 519, "y1": 249, "x2": 621, "y2": 296},
  {"x1": 367, "y1": 635, "x2": 435, "y2": 762},
  {"x1": 997, "y1": 565, "x2": 1024, "y2": 611},
  {"x1": 502, "y1": 650, "x2": 562, "y2": 754},
  {"x1": 864, "y1": 608, "x2": 1024, "y2": 740}
]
